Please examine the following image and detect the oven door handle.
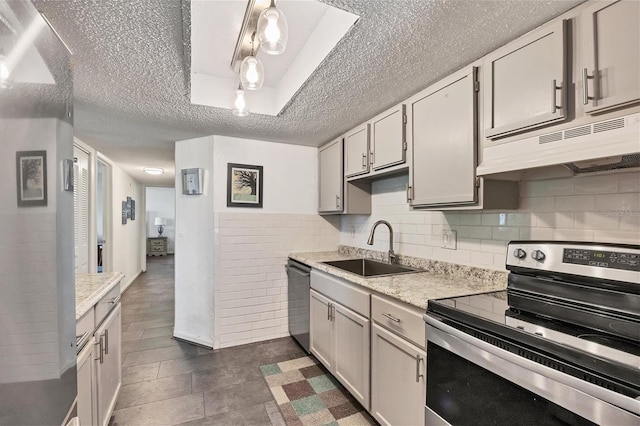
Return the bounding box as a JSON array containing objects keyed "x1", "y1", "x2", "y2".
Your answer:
[{"x1": 424, "y1": 314, "x2": 640, "y2": 419}]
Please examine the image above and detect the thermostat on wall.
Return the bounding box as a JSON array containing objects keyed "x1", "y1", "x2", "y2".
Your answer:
[{"x1": 181, "y1": 168, "x2": 205, "y2": 195}]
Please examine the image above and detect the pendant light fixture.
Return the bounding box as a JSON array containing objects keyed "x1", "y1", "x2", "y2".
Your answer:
[
  {"x1": 257, "y1": 0, "x2": 288, "y2": 55},
  {"x1": 232, "y1": 82, "x2": 249, "y2": 116},
  {"x1": 240, "y1": 33, "x2": 264, "y2": 91}
]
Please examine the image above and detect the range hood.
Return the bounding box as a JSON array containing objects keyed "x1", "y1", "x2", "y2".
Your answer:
[{"x1": 477, "y1": 112, "x2": 640, "y2": 176}]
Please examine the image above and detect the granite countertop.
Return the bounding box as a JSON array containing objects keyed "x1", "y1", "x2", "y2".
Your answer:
[
  {"x1": 289, "y1": 249, "x2": 507, "y2": 310},
  {"x1": 76, "y1": 272, "x2": 125, "y2": 319}
]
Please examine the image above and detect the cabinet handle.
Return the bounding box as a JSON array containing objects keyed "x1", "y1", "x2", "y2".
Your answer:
[
  {"x1": 582, "y1": 68, "x2": 594, "y2": 105},
  {"x1": 327, "y1": 302, "x2": 331, "y2": 321},
  {"x1": 361, "y1": 153, "x2": 367, "y2": 169},
  {"x1": 336, "y1": 195, "x2": 340, "y2": 209},
  {"x1": 406, "y1": 185, "x2": 412, "y2": 203},
  {"x1": 551, "y1": 79, "x2": 562, "y2": 113},
  {"x1": 370, "y1": 150, "x2": 375, "y2": 166},
  {"x1": 95, "y1": 336, "x2": 104, "y2": 364},
  {"x1": 331, "y1": 304, "x2": 336, "y2": 321},
  {"x1": 104, "y1": 329, "x2": 109, "y2": 355},
  {"x1": 415, "y1": 354, "x2": 424, "y2": 382},
  {"x1": 382, "y1": 312, "x2": 401, "y2": 323}
]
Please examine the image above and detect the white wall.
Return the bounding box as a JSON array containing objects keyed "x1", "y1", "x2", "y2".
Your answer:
[
  {"x1": 110, "y1": 159, "x2": 144, "y2": 292},
  {"x1": 0, "y1": 118, "x2": 75, "y2": 382},
  {"x1": 174, "y1": 136, "x2": 215, "y2": 347},
  {"x1": 146, "y1": 187, "x2": 176, "y2": 253},
  {"x1": 341, "y1": 171, "x2": 640, "y2": 270},
  {"x1": 213, "y1": 136, "x2": 318, "y2": 213}
]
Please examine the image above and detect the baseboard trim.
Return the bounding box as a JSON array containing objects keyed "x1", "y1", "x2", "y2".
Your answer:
[{"x1": 120, "y1": 270, "x2": 142, "y2": 294}]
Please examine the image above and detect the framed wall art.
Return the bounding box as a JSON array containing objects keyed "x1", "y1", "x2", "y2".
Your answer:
[
  {"x1": 227, "y1": 163, "x2": 263, "y2": 208},
  {"x1": 16, "y1": 150, "x2": 47, "y2": 207}
]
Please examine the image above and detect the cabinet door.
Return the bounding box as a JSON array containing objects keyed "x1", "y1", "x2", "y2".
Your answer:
[
  {"x1": 310, "y1": 290, "x2": 334, "y2": 370},
  {"x1": 371, "y1": 104, "x2": 406, "y2": 171},
  {"x1": 333, "y1": 302, "x2": 370, "y2": 410},
  {"x1": 371, "y1": 324, "x2": 425, "y2": 426},
  {"x1": 95, "y1": 303, "x2": 121, "y2": 426},
  {"x1": 77, "y1": 341, "x2": 97, "y2": 426},
  {"x1": 582, "y1": 0, "x2": 640, "y2": 114},
  {"x1": 344, "y1": 123, "x2": 370, "y2": 178},
  {"x1": 411, "y1": 67, "x2": 478, "y2": 207},
  {"x1": 484, "y1": 20, "x2": 567, "y2": 139},
  {"x1": 318, "y1": 139, "x2": 343, "y2": 213}
]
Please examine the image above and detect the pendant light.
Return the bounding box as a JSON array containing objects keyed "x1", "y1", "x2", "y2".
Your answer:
[
  {"x1": 257, "y1": 0, "x2": 288, "y2": 55},
  {"x1": 232, "y1": 83, "x2": 249, "y2": 116},
  {"x1": 240, "y1": 33, "x2": 264, "y2": 91}
]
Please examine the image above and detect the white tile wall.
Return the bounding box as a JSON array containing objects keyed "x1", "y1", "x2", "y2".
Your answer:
[
  {"x1": 214, "y1": 213, "x2": 340, "y2": 348},
  {"x1": 341, "y1": 171, "x2": 640, "y2": 270},
  {"x1": 0, "y1": 213, "x2": 60, "y2": 383}
]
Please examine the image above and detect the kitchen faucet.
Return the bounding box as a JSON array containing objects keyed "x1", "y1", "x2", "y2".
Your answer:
[{"x1": 367, "y1": 220, "x2": 397, "y2": 264}]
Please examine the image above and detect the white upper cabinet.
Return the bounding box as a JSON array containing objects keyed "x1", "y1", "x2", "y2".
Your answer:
[
  {"x1": 318, "y1": 138, "x2": 343, "y2": 213},
  {"x1": 484, "y1": 20, "x2": 567, "y2": 139},
  {"x1": 581, "y1": 0, "x2": 640, "y2": 114},
  {"x1": 370, "y1": 104, "x2": 407, "y2": 171},
  {"x1": 344, "y1": 123, "x2": 370, "y2": 178},
  {"x1": 410, "y1": 67, "x2": 478, "y2": 207}
]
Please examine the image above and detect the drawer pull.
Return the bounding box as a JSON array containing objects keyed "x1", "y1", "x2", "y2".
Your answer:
[
  {"x1": 327, "y1": 302, "x2": 331, "y2": 321},
  {"x1": 104, "y1": 329, "x2": 109, "y2": 355},
  {"x1": 382, "y1": 312, "x2": 401, "y2": 323},
  {"x1": 108, "y1": 295, "x2": 121, "y2": 305},
  {"x1": 95, "y1": 337, "x2": 104, "y2": 364},
  {"x1": 415, "y1": 354, "x2": 424, "y2": 382}
]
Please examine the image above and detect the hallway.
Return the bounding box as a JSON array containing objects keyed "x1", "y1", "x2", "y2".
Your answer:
[{"x1": 111, "y1": 255, "x2": 302, "y2": 425}]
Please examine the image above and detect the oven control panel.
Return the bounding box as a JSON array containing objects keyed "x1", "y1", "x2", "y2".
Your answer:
[
  {"x1": 563, "y1": 248, "x2": 640, "y2": 272},
  {"x1": 506, "y1": 242, "x2": 640, "y2": 281}
]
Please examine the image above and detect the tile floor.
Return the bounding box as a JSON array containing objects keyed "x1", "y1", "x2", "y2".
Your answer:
[{"x1": 110, "y1": 255, "x2": 305, "y2": 425}]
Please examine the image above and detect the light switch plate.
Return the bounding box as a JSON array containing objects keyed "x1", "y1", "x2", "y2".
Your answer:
[{"x1": 442, "y1": 230, "x2": 457, "y2": 250}]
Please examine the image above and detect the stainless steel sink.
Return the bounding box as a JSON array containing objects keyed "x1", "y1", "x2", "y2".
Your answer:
[{"x1": 322, "y1": 259, "x2": 422, "y2": 277}]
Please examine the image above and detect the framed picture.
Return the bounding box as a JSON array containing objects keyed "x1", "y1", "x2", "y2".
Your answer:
[
  {"x1": 227, "y1": 163, "x2": 263, "y2": 208},
  {"x1": 16, "y1": 150, "x2": 47, "y2": 207},
  {"x1": 122, "y1": 201, "x2": 128, "y2": 224},
  {"x1": 130, "y1": 199, "x2": 136, "y2": 220}
]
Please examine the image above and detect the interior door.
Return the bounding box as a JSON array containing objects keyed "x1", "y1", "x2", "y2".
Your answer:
[{"x1": 74, "y1": 145, "x2": 90, "y2": 274}]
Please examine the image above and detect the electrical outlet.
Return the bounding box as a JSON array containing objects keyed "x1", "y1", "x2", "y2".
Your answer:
[
  {"x1": 442, "y1": 230, "x2": 457, "y2": 250},
  {"x1": 350, "y1": 225, "x2": 355, "y2": 237}
]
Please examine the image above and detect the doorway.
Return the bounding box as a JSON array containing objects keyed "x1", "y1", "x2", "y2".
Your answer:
[{"x1": 97, "y1": 158, "x2": 113, "y2": 273}]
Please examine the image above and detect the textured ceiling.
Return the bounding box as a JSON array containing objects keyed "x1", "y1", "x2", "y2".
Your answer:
[{"x1": 32, "y1": 0, "x2": 583, "y2": 186}]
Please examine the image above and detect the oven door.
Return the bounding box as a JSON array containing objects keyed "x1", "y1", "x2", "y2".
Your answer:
[{"x1": 424, "y1": 315, "x2": 640, "y2": 426}]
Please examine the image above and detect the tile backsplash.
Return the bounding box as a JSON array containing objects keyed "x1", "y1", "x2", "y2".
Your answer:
[
  {"x1": 214, "y1": 212, "x2": 340, "y2": 348},
  {"x1": 341, "y1": 171, "x2": 640, "y2": 270}
]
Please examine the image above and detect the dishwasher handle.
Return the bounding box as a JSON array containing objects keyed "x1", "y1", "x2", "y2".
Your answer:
[{"x1": 286, "y1": 260, "x2": 311, "y2": 277}]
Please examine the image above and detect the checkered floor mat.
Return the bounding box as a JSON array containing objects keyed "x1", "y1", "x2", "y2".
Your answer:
[{"x1": 260, "y1": 356, "x2": 377, "y2": 426}]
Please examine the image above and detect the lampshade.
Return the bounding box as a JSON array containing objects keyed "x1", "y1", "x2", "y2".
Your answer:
[
  {"x1": 240, "y1": 55, "x2": 264, "y2": 91},
  {"x1": 257, "y1": 0, "x2": 288, "y2": 55},
  {"x1": 232, "y1": 83, "x2": 249, "y2": 116},
  {"x1": 154, "y1": 217, "x2": 166, "y2": 226}
]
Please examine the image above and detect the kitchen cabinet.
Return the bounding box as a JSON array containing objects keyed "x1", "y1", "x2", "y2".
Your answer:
[
  {"x1": 370, "y1": 295, "x2": 426, "y2": 426},
  {"x1": 318, "y1": 138, "x2": 371, "y2": 215},
  {"x1": 580, "y1": 0, "x2": 640, "y2": 114},
  {"x1": 370, "y1": 104, "x2": 407, "y2": 172},
  {"x1": 310, "y1": 270, "x2": 370, "y2": 409},
  {"x1": 77, "y1": 340, "x2": 97, "y2": 426},
  {"x1": 371, "y1": 324, "x2": 426, "y2": 426},
  {"x1": 409, "y1": 66, "x2": 519, "y2": 209},
  {"x1": 484, "y1": 19, "x2": 567, "y2": 139},
  {"x1": 95, "y1": 302, "x2": 122, "y2": 426},
  {"x1": 344, "y1": 123, "x2": 370, "y2": 178},
  {"x1": 318, "y1": 138, "x2": 343, "y2": 213}
]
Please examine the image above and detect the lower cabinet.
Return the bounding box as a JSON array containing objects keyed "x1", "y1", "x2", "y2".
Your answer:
[
  {"x1": 310, "y1": 288, "x2": 370, "y2": 409},
  {"x1": 95, "y1": 303, "x2": 122, "y2": 426},
  {"x1": 371, "y1": 323, "x2": 426, "y2": 426},
  {"x1": 77, "y1": 340, "x2": 97, "y2": 426}
]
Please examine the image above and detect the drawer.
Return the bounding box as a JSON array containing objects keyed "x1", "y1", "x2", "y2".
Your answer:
[
  {"x1": 150, "y1": 245, "x2": 165, "y2": 252},
  {"x1": 311, "y1": 270, "x2": 370, "y2": 317},
  {"x1": 95, "y1": 281, "x2": 121, "y2": 327},
  {"x1": 150, "y1": 240, "x2": 165, "y2": 247},
  {"x1": 372, "y1": 294, "x2": 425, "y2": 349},
  {"x1": 76, "y1": 307, "x2": 95, "y2": 349}
]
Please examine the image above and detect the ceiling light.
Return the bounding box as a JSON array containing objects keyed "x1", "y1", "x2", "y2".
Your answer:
[
  {"x1": 143, "y1": 167, "x2": 164, "y2": 175},
  {"x1": 232, "y1": 83, "x2": 249, "y2": 116},
  {"x1": 240, "y1": 53, "x2": 264, "y2": 91},
  {"x1": 0, "y1": 50, "x2": 10, "y2": 89},
  {"x1": 257, "y1": 0, "x2": 288, "y2": 55}
]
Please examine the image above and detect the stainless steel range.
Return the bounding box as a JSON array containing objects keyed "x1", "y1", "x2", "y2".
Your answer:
[{"x1": 424, "y1": 241, "x2": 639, "y2": 425}]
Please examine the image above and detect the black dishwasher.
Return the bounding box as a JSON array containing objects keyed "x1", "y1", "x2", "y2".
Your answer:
[{"x1": 287, "y1": 259, "x2": 311, "y2": 353}]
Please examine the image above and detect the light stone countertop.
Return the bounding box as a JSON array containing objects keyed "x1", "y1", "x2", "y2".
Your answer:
[
  {"x1": 76, "y1": 272, "x2": 125, "y2": 319},
  {"x1": 289, "y1": 250, "x2": 507, "y2": 310}
]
